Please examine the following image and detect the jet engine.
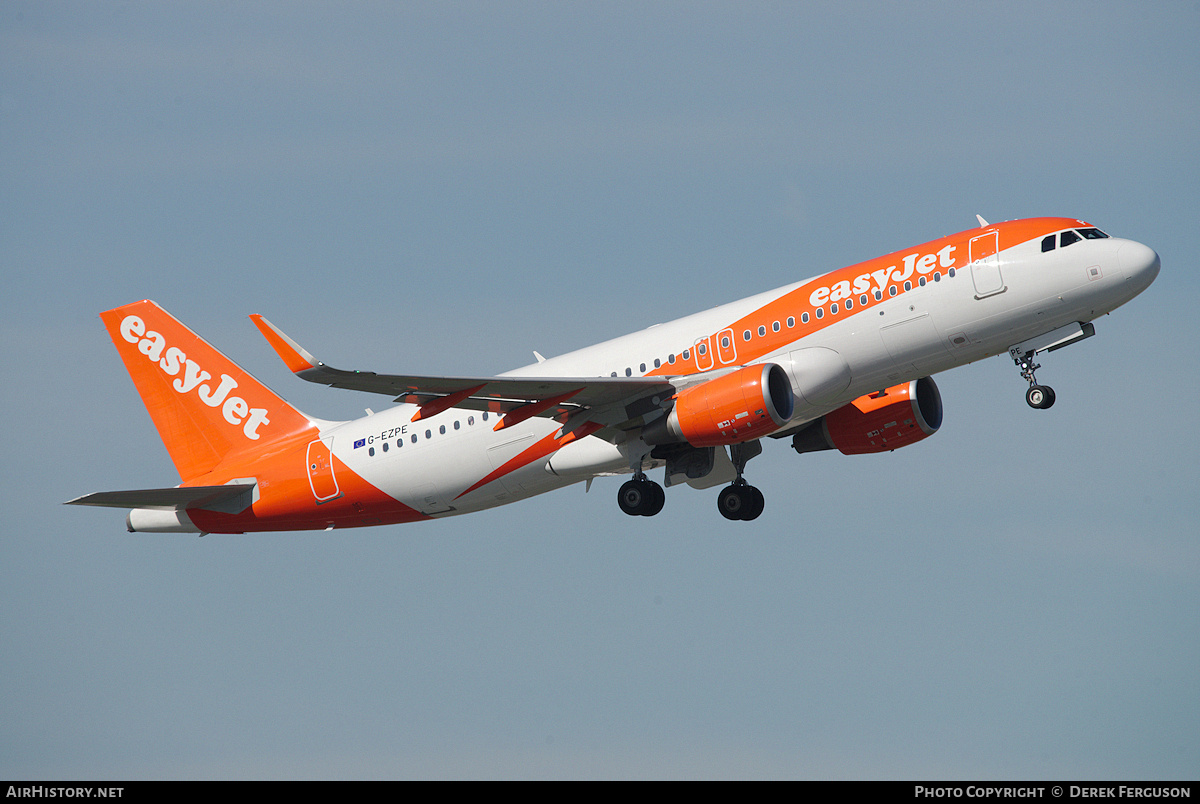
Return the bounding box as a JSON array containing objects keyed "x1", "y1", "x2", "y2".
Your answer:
[
  {"x1": 791, "y1": 377, "x2": 942, "y2": 455},
  {"x1": 645, "y1": 363, "x2": 795, "y2": 447}
]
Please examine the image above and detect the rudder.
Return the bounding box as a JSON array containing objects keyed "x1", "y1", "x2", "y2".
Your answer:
[{"x1": 100, "y1": 300, "x2": 313, "y2": 482}]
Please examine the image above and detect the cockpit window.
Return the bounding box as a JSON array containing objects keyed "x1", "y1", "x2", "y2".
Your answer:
[
  {"x1": 1042, "y1": 235, "x2": 1056, "y2": 252},
  {"x1": 1078, "y1": 228, "x2": 1109, "y2": 239},
  {"x1": 1060, "y1": 230, "x2": 1081, "y2": 248}
]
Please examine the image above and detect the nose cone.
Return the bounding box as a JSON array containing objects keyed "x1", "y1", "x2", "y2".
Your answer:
[{"x1": 1118, "y1": 240, "x2": 1161, "y2": 293}]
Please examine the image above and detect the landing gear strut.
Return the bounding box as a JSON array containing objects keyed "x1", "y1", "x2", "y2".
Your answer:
[
  {"x1": 1007, "y1": 322, "x2": 1097, "y2": 409},
  {"x1": 617, "y1": 462, "x2": 665, "y2": 517},
  {"x1": 1011, "y1": 347, "x2": 1056, "y2": 410},
  {"x1": 718, "y1": 441, "x2": 765, "y2": 521}
]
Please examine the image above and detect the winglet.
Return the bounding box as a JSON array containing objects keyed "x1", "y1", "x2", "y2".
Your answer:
[{"x1": 249, "y1": 314, "x2": 321, "y2": 374}]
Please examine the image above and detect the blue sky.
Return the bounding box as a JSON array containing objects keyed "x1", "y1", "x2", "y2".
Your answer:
[{"x1": 3, "y1": 1, "x2": 1198, "y2": 779}]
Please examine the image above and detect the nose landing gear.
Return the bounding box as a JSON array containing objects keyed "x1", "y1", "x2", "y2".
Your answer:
[
  {"x1": 1008, "y1": 322, "x2": 1097, "y2": 410},
  {"x1": 1011, "y1": 347, "x2": 1056, "y2": 409},
  {"x1": 1025, "y1": 383, "x2": 1056, "y2": 410}
]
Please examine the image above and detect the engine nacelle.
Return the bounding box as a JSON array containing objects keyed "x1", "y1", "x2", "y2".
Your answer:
[
  {"x1": 645, "y1": 364, "x2": 795, "y2": 447},
  {"x1": 792, "y1": 376, "x2": 943, "y2": 455}
]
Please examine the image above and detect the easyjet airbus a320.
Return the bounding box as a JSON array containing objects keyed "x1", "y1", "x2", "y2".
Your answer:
[{"x1": 68, "y1": 216, "x2": 1159, "y2": 532}]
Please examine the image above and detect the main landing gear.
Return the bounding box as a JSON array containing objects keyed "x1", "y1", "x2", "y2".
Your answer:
[
  {"x1": 618, "y1": 469, "x2": 665, "y2": 517},
  {"x1": 1011, "y1": 347, "x2": 1056, "y2": 410},
  {"x1": 717, "y1": 441, "x2": 765, "y2": 521},
  {"x1": 717, "y1": 483, "x2": 764, "y2": 521},
  {"x1": 615, "y1": 442, "x2": 768, "y2": 521}
]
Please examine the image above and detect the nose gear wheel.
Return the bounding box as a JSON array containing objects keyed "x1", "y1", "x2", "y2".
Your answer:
[
  {"x1": 1025, "y1": 384, "x2": 1056, "y2": 409},
  {"x1": 1012, "y1": 348, "x2": 1056, "y2": 409}
]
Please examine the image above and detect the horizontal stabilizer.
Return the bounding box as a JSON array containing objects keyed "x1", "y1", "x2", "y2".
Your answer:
[{"x1": 65, "y1": 484, "x2": 256, "y2": 512}]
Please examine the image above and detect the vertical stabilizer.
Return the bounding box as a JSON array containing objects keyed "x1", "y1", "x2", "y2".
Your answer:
[{"x1": 100, "y1": 300, "x2": 313, "y2": 481}]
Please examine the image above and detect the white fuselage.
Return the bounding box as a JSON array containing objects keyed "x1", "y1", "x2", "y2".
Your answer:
[{"x1": 324, "y1": 230, "x2": 1158, "y2": 519}]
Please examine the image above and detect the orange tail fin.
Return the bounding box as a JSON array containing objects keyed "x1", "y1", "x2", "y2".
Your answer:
[{"x1": 100, "y1": 300, "x2": 313, "y2": 482}]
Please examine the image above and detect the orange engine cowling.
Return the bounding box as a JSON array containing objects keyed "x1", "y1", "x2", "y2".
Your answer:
[
  {"x1": 792, "y1": 377, "x2": 942, "y2": 455},
  {"x1": 645, "y1": 364, "x2": 795, "y2": 447}
]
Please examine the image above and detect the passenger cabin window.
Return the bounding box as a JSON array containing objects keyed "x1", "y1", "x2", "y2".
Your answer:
[
  {"x1": 1042, "y1": 235, "x2": 1056, "y2": 252},
  {"x1": 1060, "y1": 230, "x2": 1081, "y2": 248}
]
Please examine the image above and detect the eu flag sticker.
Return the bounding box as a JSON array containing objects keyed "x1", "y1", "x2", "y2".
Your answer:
[{"x1": 353, "y1": 438, "x2": 366, "y2": 449}]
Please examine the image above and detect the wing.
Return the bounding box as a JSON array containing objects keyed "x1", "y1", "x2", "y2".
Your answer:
[{"x1": 249, "y1": 315, "x2": 676, "y2": 435}]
